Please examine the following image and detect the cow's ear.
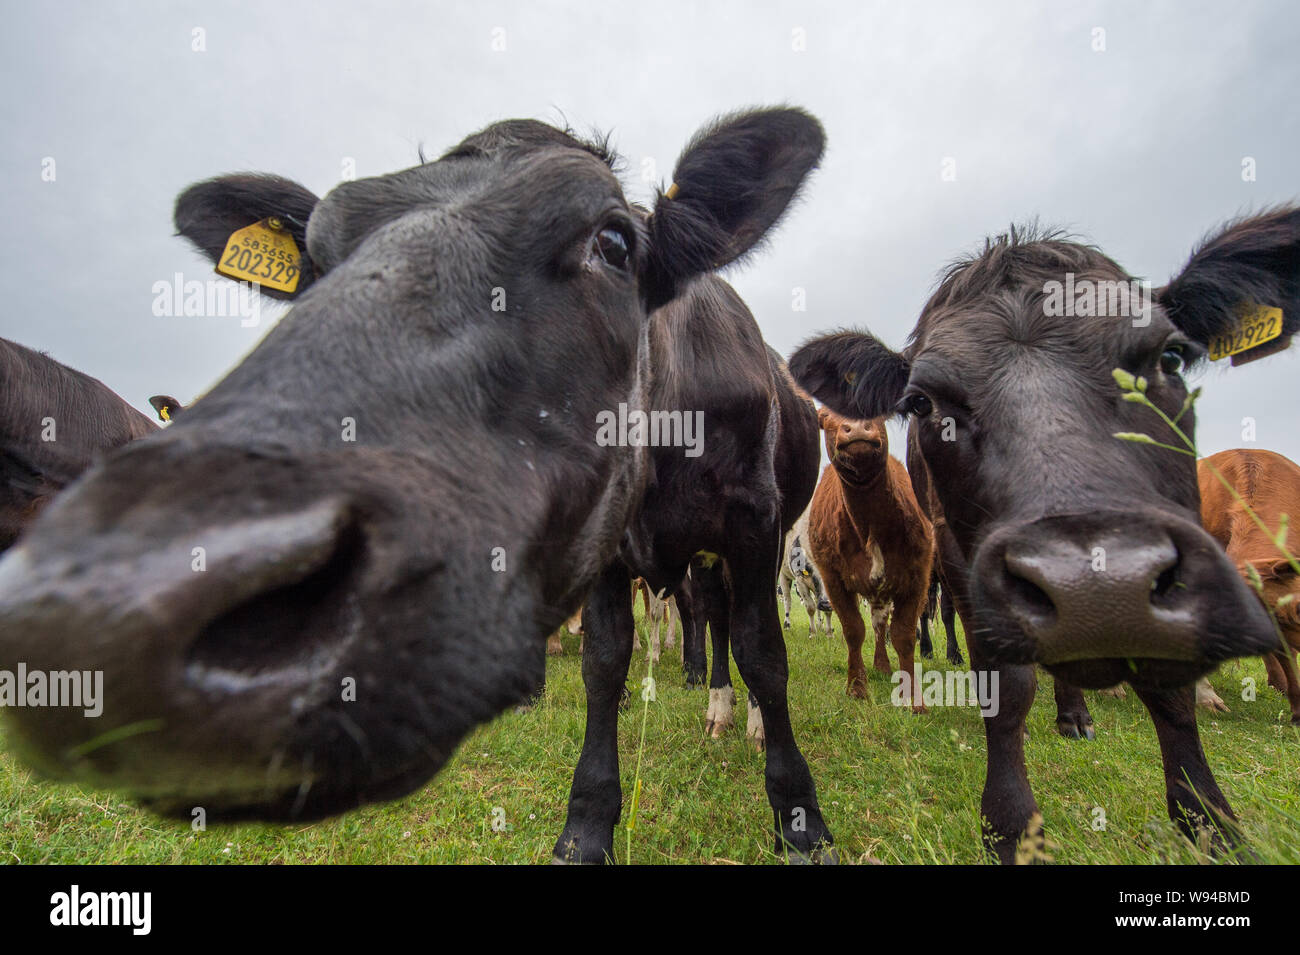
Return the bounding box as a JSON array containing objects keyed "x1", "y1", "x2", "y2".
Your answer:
[
  {"x1": 174, "y1": 174, "x2": 321, "y2": 301},
  {"x1": 790, "y1": 331, "x2": 911, "y2": 421},
  {"x1": 148, "y1": 395, "x2": 182, "y2": 422},
  {"x1": 644, "y1": 107, "x2": 824, "y2": 307},
  {"x1": 1157, "y1": 206, "x2": 1300, "y2": 363}
]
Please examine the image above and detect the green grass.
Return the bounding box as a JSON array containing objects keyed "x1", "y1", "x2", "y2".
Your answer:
[{"x1": 3, "y1": 611, "x2": 1298, "y2": 864}]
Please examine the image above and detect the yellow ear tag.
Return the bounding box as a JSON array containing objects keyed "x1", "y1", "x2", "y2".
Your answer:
[
  {"x1": 215, "y1": 217, "x2": 302, "y2": 293},
  {"x1": 159, "y1": 406, "x2": 171, "y2": 422},
  {"x1": 1209, "y1": 302, "x2": 1284, "y2": 362}
]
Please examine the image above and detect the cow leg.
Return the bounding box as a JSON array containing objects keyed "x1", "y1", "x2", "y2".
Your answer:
[
  {"x1": 824, "y1": 574, "x2": 868, "y2": 698},
  {"x1": 917, "y1": 579, "x2": 937, "y2": 659},
  {"x1": 726, "y1": 525, "x2": 834, "y2": 862},
  {"x1": 665, "y1": 596, "x2": 678, "y2": 650},
  {"x1": 978, "y1": 660, "x2": 1041, "y2": 863},
  {"x1": 940, "y1": 586, "x2": 963, "y2": 665},
  {"x1": 546, "y1": 628, "x2": 564, "y2": 656},
  {"x1": 698, "y1": 562, "x2": 735, "y2": 737},
  {"x1": 1053, "y1": 677, "x2": 1096, "y2": 740},
  {"x1": 870, "y1": 602, "x2": 892, "y2": 674},
  {"x1": 890, "y1": 591, "x2": 926, "y2": 713},
  {"x1": 1130, "y1": 683, "x2": 1242, "y2": 856},
  {"x1": 1268, "y1": 648, "x2": 1300, "y2": 724},
  {"x1": 554, "y1": 560, "x2": 635, "y2": 864},
  {"x1": 1264, "y1": 650, "x2": 1288, "y2": 694},
  {"x1": 648, "y1": 595, "x2": 662, "y2": 664},
  {"x1": 779, "y1": 572, "x2": 793, "y2": 629},
  {"x1": 679, "y1": 572, "x2": 707, "y2": 688},
  {"x1": 793, "y1": 578, "x2": 815, "y2": 637}
]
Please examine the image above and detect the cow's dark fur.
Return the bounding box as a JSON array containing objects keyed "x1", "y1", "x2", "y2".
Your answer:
[
  {"x1": 0, "y1": 109, "x2": 826, "y2": 843},
  {"x1": 0, "y1": 338, "x2": 155, "y2": 551},
  {"x1": 791, "y1": 211, "x2": 1298, "y2": 862}
]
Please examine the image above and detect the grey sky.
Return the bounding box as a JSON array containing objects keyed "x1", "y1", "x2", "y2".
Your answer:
[{"x1": 3, "y1": 0, "x2": 1297, "y2": 464}]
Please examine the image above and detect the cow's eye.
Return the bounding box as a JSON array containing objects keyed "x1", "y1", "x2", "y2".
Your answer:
[
  {"x1": 593, "y1": 226, "x2": 631, "y2": 270},
  {"x1": 900, "y1": 392, "x2": 933, "y2": 418},
  {"x1": 1159, "y1": 346, "x2": 1185, "y2": 376}
]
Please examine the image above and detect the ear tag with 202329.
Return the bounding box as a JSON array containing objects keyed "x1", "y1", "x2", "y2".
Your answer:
[{"x1": 215, "y1": 217, "x2": 302, "y2": 294}]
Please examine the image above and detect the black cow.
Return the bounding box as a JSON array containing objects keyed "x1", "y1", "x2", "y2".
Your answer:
[
  {"x1": 791, "y1": 212, "x2": 1297, "y2": 862},
  {"x1": 0, "y1": 109, "x2": 827, "y2": 858},
  {"x1": 1, "y1": 337, "x2": 155, "y2": 552},
  {"x1": 555, "y1": 276, "x2": 831, "y2": 862}
]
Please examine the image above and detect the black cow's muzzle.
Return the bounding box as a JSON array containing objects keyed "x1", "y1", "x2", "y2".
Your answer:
[{"x1": 971, "y1": 511, "x2": 1281, "y2": 680}]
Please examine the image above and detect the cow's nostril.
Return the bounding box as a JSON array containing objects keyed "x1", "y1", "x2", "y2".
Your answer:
[
  {"x1": 185, "y1": 523, "x2": 363, "y2": 688},
  {"x1": 1149, "y1": 554, "x2": 1181, "y2": 602},
  {"x1": 1004, "y1": 559, "x2": 1057, "y2": 623}
]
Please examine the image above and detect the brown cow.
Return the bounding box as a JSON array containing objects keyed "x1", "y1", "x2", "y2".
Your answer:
[
  {"x1": 1199, "y1": 448, "x2": 1300, "y2": 724},
  {"x1": 807, "y1": 410, "x2": 934, "y2": 710},
  {"x1": 1, "y1": 337, "x2": 156, "y2": 552}
]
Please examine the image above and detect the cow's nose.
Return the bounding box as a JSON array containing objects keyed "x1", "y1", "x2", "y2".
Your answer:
[
  {"x1": 0, "y1": 496, "x2": 357, "y2": 783},
  {"x1": 1002, "y1": 531, "x2": 1178, "y2": 635},
  {"x1": 839, "y1": 421, "x2": 883, "y2": 450},
  {"x1": 973, "y1": 513, "x2": 1279, "y2": 666}
]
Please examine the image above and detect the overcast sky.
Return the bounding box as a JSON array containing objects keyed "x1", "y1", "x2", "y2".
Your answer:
[{"x1": 3, "y1": 0, "x2": 1297, "y2": 464}]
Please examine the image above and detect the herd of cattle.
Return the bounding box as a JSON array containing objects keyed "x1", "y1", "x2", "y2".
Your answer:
[{"x1": 0, "y1": 107, "x2": 1297, "y2": 864}]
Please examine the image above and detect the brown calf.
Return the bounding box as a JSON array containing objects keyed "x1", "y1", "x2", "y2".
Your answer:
[
  {"x1": 807, "y1": 409, "x2": 934, "y2": 710},
  {"x1": 1199, "y1": 448, "x2": 1300, "y2": 724}
]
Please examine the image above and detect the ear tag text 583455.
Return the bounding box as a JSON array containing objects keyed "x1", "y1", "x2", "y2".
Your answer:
[{"x1": 215, "y1": 217, "x2": 302, "y2": 294}]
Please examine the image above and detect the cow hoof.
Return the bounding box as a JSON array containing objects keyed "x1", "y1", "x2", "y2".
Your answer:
[
  {"x1": 1097, "y1": 685, "x2": 1127, "y2": 699},
  {"x1": 705, "y1": 687, "x2": 736, "y2": 737},
  {"x1": 948, "y1": 652, "x2": 965, "y2": 666},
  {"x1": 551, "y1": 836, "x2": 611, "y2": 865},
  {"x1": 683, "y1": 666, "x2": 706, "y2": 689},
  {"x1": 783, "y1": 619, "x2": 791, "y2": 629},
  {"x1": 788, "y1": 844, "x2": 838, "y2": 865},
  {"x1": 847, "y1": 681, "x2": 868, "y2": 700},
  {"x1": 911, "y1": 702, "x2": 928, "y2": 715},
  {"x1": 1195, "y1": 680, "x2": 1230, "y2": 714},
  {"x1": 1056, "y1": 718, "x2": 1095, "y2": 741},
  {"x1": 873, "y1": 661, "x2": 891, "y2": 675},
  {"x1": 618, "y1": 685, "x2": 631, "y2": 712}
]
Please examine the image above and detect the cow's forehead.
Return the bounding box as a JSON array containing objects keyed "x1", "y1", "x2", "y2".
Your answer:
[
  {"x1": 906, "y1": 303, "x2": 1181, "y2": 405},
  {"x1": 906, "y1": 237, "x2": 1178, "y2": 386},
  {"x1": 445, "y1": 118, "x2": 617, "y2": 167},
  {"x1": 307, "y1": 124, "x2": 625, "y2": 272}
]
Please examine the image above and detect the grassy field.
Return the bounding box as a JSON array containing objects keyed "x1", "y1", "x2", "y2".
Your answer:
[{"x1": 2, "y1": 610, "x2": 1298, "y2": 865}]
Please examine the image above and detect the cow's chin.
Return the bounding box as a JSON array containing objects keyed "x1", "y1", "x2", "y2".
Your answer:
[
  {"x1": 831, "y1": 453, "x2": 883, "y2": 487},
  {"x1": 1042, "y1": 658, "x2": 1214, "y2": 691},
  {"x1": 132, "y1": 744, "x2": 460, "y2": 823}
]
